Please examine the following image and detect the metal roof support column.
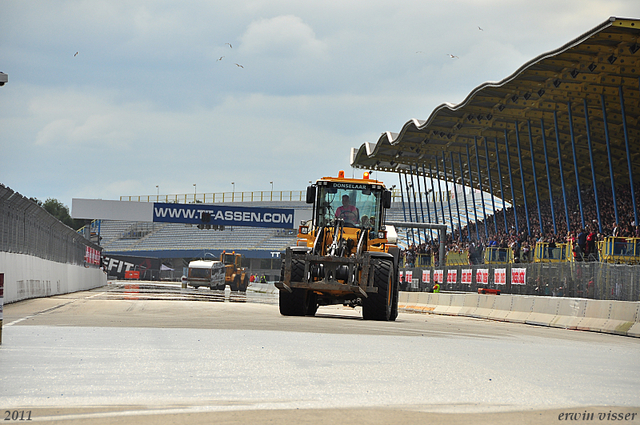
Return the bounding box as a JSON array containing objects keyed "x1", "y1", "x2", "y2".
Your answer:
[
  {"x1": 553, "y1": 111, "x2": 571, "y2": 232},
  {"x1": 514, "y1": 122, "x2": 531, "y2": 236},
  {"x1": 473, "y1": 137, "x2": 488, "y2": 239},
  {"x1": 503, "y1": 130, "x2": 519, "y2": 233},
  {"x1": 457, "y1": 153, "x2": 471, "y2": 241},
  {"x1": 398, "y1": 173, "x2": 412, "y2": 245},
  {"x1": 567, "y1": 102, "x2": 585, "y2": 229},
  {"x1": 583, "y1": 99, "x2": 602, "y2": 233},
  {"x1": 429, "y1": 163, "x2": 440, "y2": 226},
  {"x1": 411, "y1": 164, "x2": 427, "y2": 242},
  {"x1": 403, "y1": 173, "x2": 416, "y2": 246},
  {"x1": 450, "y1": 152, "x2": 463, "y2": 240},
  {"x1": 409, "y1": 166, "x2": 422, "y2": 244},
  {"x1": 600, "y1": 94, "x2": 618, "y2": 225},
  {"x1": 494, "y1": 137, "x2": 508, "y2": 233},
  {"x1": 484, "y1": 137, "x2": 498, "y2": 236},
  {"x1": 466, "y1": 145, "x2": 480, "y2": 240},
  {"x1": 442, "y1": 152, "x2": 455, "y2": 238},
  {"x1": 435, "y1": 160, "x2": 447, "y2": 236},
  {"x1": 421, "y1": 164, "x2": 434, "y2": 240},
  {"x1": 527, "y1": 121, "x2": 544, "y2": 236},
  {"x1": 540, "y1": 118, "x2": 557, "y2": 235},
  {"x1": 619, "y1": 86, "x2": 638, "y2": 227}
]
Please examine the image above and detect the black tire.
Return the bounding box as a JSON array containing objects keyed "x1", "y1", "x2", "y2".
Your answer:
[
  {"x1": 279, "y1": 258, "x2": 310, "y2": 316},
  {"x1": 362, "y1": 260, "x2": 395, "y2": 321},
  {"x1": 280, "y1": 288, "x2": 313, "y2": 316},
  {"x1": 241, "y1": 275, "x2": 249, "y2": 292},
  {"x1": 390, "y1": 273, "x2": 399, "y2": 321},
  {"x1": 306, "y1": 292, "x2": 318, "y2": 316},
  {"x1": 231, "y1": 275, "x2": 240, "y2": 291}
]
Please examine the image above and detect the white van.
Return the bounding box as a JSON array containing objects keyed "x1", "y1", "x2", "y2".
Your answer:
[{"x1": 187, "y1": 260, "x2": 226, "y2": 290}]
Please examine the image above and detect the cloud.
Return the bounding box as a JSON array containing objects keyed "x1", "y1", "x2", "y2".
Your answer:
[
  {"x1": 29, "y1": 88, "x2": 137, "y2": 148},
  {"x1": 240, "y1": 15, "x2": 328, "y2": 60}
]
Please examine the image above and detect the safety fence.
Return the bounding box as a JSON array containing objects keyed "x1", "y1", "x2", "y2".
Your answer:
[
  {"x1": 400, "y1": 261, "x2": 640, "y2": 302},
  {"x1": 0, "y1": 184, "x2": 101, "y2": 265}
]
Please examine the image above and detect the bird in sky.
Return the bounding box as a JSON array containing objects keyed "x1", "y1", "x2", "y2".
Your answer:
[
  {"x1": 234, "y1": 63, "x2": 244, "y2": 68},
  {"x1": 74, "y1": 51, "x2": 78, "y2": 57},
  {"x1": 217, "y1": 56, "x2": 224, "y2": 61},
  {"x1": 225, "y1": 43, "x2": 232, "y2": 48},
  {"x1": 478, "y1": 26, "x2": 484, "y2": 31},
  {"x1": 448, "y1": 54, "x2": 459, "y2": 59}
]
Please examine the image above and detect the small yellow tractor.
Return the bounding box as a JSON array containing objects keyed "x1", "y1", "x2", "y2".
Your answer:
[{"x1": 220, "y1": 251, "x2": 249, "y2": 291}]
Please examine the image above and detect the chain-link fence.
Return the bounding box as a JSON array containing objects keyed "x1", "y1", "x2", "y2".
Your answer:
[
  {"x1": 402, "y1": 261, "x2": 640, "y2": 301},
  {"x1": 0, "y1": 184, "x2": 101, "y2": 265}
]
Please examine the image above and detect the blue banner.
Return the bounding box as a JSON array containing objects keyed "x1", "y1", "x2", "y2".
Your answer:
[{"x1": 152, "y1": 203, "x2": 295, "y2": 229}]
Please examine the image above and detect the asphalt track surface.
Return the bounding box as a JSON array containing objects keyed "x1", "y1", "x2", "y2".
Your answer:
[{"x1": 1, "y1": 282, "x2": 639, "y2": 425}]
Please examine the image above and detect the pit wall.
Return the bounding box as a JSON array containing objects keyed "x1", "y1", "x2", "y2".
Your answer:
[
  {"x1": 0, "y1": 252, "x2": 107, "y2": 304},
  {"x1": 399, "y1": 291, "x2": 640, "y2": 338}
]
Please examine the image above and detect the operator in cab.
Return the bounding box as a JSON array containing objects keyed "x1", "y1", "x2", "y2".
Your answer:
[{"x1": 335, "y1": 194, "x2": 359, "y2": 226}]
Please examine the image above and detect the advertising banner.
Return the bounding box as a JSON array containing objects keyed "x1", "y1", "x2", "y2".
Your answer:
[
  {"x1": 494, "y1": 268, "x2": 507, "y2": 285},
  {"x1": 512, "y1": 267, "x2": 527, "y2": 285},
  {"x1": 423, "y1": 270, "x2": 430, "y2": 283},
  {"x1": 102, "y1": 254, "x2": 161, "y2": 280},
  {"x1": 447, "y1": 269, "x2": 457, "y2": 284},
  {"x1": 434, "y1": 269, "x2": 444, "y2": 283},
  {"x1": 85, "y1": 247, "x2": 100, "y2": 266},
  {"x1": 477, "y1": 268, "x2": 489, "y2": 285},
  {"x1": 152, "y1": 203, "x2": 295, "y2": 229},
  {"x1": 461, "y1": 269, "x2": 472, "y2": 284},
  {"x1": 405, "y1": 270, "x2": 413, "y2": 283}
]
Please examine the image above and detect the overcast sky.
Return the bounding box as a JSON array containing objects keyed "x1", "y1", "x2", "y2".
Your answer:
[{"x1": 2, "y1": 1, "x2": 639, "y2": 208}]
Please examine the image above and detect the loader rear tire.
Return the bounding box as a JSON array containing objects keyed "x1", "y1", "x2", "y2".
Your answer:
[{"x1": 362, "y1": 259, "x2": 396, "y2": 321}]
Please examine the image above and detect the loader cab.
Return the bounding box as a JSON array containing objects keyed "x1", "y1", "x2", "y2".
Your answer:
[{"x1": 310, "y1": 177, "x2": 390, "y2": 234}]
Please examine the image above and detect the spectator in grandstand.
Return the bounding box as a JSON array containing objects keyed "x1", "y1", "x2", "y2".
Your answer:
[
  {"x1": 586, "y1": 227, "x2": 597, "y2": 260},
  {"x1": 577, "y1": 228, "x2": 587, "y2": 253},
  {"x1": 613, "y1": 222, "x2": 620, "y2": 237}
]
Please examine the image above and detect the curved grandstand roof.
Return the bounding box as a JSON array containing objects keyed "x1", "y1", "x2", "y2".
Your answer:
[{"x1": 350, "y1": 17, "x2": 640, "y2": 208}]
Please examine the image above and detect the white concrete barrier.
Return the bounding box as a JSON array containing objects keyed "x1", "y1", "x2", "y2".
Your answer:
[
  {"x1": 416, "y1": 292, "x2": 435, "y2": 313},
  {"x1": 576, "y1": 299, "x2": 612, "y2": 333},
  {"x1": 246, "y1": 282, "x2": 278, "y2": 294},
  {"x1": 0, "y1": 252, "x2": 106, "y2": 304},
  {"x1": 445, "y1": 293, "x2": 467, "y2": 316},
  {"x1": 458, "y1": 293, "x2": 479, "y2": 316},
  {"x1": 470, "y1": 294, "x2": 496, "y2": 319},
  {"x1": 601, "y1": 301, "x2": 639, "y2": 335},
  {"x1": 526, "y1": 297, "x2": 562, "y2": 327},
  {"x1": 628, "y1": 303, "x2": 640, "y2": 338},
  {"x1": 403, "y1": 292, "x2": 421, "y2": 312},
  {"x1": 504, "y1": 296, "x2": 535, "y2": 323},
  {"x1": 432, "y1": 293, "x2": 452, "y2": 315},
  {"x1": 398, "y1": 291, "x2": 639, "y2": 338},
  {"x1": 488, "y1": 295, "x2": 513, "y2": 322},
  {"x1": 550, "y1": 298, "x2": 587, "y2": 329}
]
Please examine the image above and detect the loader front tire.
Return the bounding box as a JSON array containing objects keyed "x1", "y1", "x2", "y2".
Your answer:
[
  {"x1": 362, "y1": 259, "x2": 396, "y2": 321},
  {"x1": 279, "y1": 257, "x2": 311, "y2": 316}
]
